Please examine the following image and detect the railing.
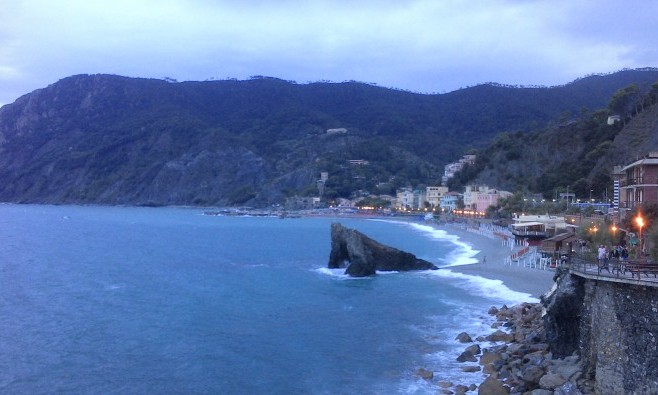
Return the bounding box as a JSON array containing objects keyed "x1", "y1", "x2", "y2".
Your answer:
[
  {"x1": 618, "y1": 201, "x2": 639, "y2": 209},
  {"x1": 620, "y1": 177, "x2": 658, "y2": 187},
  {"x1": 511, "y1": 230, "x2": 546, "y2": 237},
  {"x1": 567, "y1": 253, "x2": 658, "y2": 284}
]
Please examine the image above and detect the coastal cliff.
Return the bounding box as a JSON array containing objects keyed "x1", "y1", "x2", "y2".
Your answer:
[
  {"x1": 327, "y1": 223, "x2": 438, "y2": 277},
  {"x1": 543, "y1": 267, "x2": 658, "y2": 394}
]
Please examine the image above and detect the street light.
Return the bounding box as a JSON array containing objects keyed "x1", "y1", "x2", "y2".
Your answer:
[{"x1": 636, "y1": 215, "x2": 645, "y2": 258}]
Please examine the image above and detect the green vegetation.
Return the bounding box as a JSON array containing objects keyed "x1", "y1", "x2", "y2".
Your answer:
[
  {"x1": 2, "y1": 70, "x2": 658, "y2": 207},
  {"x1": 452, "y1": 80, "x2": 658, "y2": 207}
]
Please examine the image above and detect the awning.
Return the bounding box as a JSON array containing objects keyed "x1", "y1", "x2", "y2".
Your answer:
[
  {"x1": 511, "y1": 221, "x2": 544, "y2": 227},
  {"x1": 544, "y1": 232, "x2": 577, "y2": 243}
]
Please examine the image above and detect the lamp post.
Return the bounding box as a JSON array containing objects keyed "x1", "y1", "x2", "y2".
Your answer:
[
  {"x1": 611, "y1": 224, "x2": 617, "y2": 243},
  {"x1": 635, "y1": 215, "x2": 645, "y2": 258}
]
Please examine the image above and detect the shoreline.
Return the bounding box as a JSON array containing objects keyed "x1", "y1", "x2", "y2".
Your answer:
[{"x1": 436, "y1": 222, "x2": 556, "y2": 300}]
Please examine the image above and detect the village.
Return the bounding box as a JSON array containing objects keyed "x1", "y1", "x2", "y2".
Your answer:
[{"x1": 276, "y1": 151, "x2": 658, "y2": 274}]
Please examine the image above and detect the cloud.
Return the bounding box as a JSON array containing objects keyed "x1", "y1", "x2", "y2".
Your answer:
[{"x1": 1, "y1": 0, "x2": 657, "y2": 106}]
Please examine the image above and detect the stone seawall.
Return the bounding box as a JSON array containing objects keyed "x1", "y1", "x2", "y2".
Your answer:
[{"x1": 545, "y1": 268, "x2": 658, "y2": 393}]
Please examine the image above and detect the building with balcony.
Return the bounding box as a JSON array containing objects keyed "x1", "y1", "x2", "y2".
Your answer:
[
  {"x1": 426, "y1": 186, "x2": 449, "y2": 209},
  {"x1": 440, "y1": 191, "x2": 461, "y2": 212},
  {"x1": 475, "y1": 188, "x2": 512, "y2": 213},
  {"x1": 613, "y1": 152, "x2": 658, "y2": 217}
]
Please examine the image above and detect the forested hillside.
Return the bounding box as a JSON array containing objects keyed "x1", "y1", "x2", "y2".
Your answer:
[
  {"x1": 1, "y1": 69, "x2": 658, "y2": 207},
  {"x1": 450, "y1": 80, "x2": 658, "y2": 201}
]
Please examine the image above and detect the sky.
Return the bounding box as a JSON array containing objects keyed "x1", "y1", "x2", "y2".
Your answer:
[{"x1": 1, "y1": 0, "x2": 657, "y2": 106}]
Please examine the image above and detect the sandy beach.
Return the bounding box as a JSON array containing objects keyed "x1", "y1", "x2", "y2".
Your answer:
[{"x1": 438, "y1": 223, "x2": 556, "y2": 299}]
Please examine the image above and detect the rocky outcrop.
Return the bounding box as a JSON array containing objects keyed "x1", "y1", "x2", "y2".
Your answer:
[
  {"x1": 327, "y1": 222, "x2": 438, "y2": 277},
  {"x1": 542, "y1": 266, "x2": 586, "y2": 358},
  {"x1": 449, "y1": 302, "x2": 591, "y2": 394},
  {"x1": 541, "y1": 265, "x2": 658, "y2": 394}
]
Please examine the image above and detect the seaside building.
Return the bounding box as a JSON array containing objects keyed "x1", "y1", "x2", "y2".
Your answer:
[
  {"x1": 426, "y1": 186, "x2": 449, "y2": 209},
  {"x1": 395, "y1": 188, "x2": 414, "y2": 210},
  {"x1": 412, "y1": 189, "x2": 427, "y2": 210},
  {"x1": 440, "y1": 191, "x2": 461, "y2": 212},
  {"x1": 613, "y1": 152, "x2": 658, "y2": 220},
  {"x1": 463, "y1": 185, "x2": 512, "y2": 213},
  {"x1": 394, "y1": 187, "x2": 429, "y2": 210},
  {"x1": 510, "y1": 214, "x2": 569, "y2": 239},
  {"x1": 475, "y1": 188, "x2": 513, "y2": 213}
]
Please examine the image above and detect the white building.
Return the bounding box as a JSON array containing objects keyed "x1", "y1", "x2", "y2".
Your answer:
[
  {"x1": 395, "y1": 188, "x2": 414, "y2": 209},
  {"x1": 440, "y1": 192, "x2": 461, "y2": 212},
  {"x1": 442, "y1": 155, "x2": 476, "y2": 185}
]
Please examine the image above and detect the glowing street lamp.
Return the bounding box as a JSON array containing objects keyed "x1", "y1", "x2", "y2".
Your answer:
[
  {"x1": 636, "y1": 215, "x2": 645, "y2": 257},
  {"x1": 611, "y1": 224, "x2": 617, "y2": 240}
]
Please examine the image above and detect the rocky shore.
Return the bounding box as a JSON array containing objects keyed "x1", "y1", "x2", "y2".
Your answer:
[{"x1": 426, "y1": 301, "x2": 592, "y2": 395}]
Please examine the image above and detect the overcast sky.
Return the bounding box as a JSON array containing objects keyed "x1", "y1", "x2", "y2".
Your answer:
[{"x1": 1, "y1": 0, "x2": 657, "y2": 106}]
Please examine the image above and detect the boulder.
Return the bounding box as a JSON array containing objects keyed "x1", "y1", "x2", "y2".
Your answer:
[
  {"x1": 480, "y1": 351, "x2": 503, "y2": 366},
  {"x1": 539, "y1": 372, "x2": 567, "y2": 390},
  {"x1": 455, "y1": 332, "x2": 473, "y2": 343},
  {"x1": 461, "y1": 365, "x2": 482, "y2": 373},
  {"x1": 465, "y1": 344, "x2": 482, "y2": 355},
  {"x1": 457, "y1": 350, "x2": 478, "y2": 362},
  {"x1": 478, "y1": 376, "x2": 510, "y2": 394},
  {"x1": 416, "y1": 368, "x2": 434, "y2": 380},
  {"x1": 521, "y1": 365, "x2": 546, "y2": 385},
  {"x1": 327, "y1": 223, "x2": 438, "y2": 277},
  {"x1": 487, "y1": 330, "x2": 515, "y2": 343}
]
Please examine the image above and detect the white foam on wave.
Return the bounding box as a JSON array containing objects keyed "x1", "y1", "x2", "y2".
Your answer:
[
  {"x1": 314, "y1": 267, "x2": 348, "y2": 278},
  {"x1": 314, "y1": 267, "x2": 403, "y2": 278},
  {"x1": 403, "y1": 298, "x2": 502, "y2": 392},
  {"x1": 426, "y1": 268, "x2": 539, "y2": 304},
  {"x1": 404, "y1": 222, "x2": 479, "y2": 266},
  {"x1": 398, "y1": 222, "x2": 539, "y2": 303}
]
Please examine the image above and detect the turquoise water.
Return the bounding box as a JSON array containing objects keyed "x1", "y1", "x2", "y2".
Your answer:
[{"x1": 0, "y1": 205, "x2": 534, "y2": 394}]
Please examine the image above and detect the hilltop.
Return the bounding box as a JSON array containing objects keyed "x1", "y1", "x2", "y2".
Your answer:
[{"x1": 1, "y1": 69, "x2": 658, "y2": 207}]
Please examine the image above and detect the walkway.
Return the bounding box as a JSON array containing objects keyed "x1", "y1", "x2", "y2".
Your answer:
[{"x1": 568, "y1": 257, "x2": 658, "y2": 288}]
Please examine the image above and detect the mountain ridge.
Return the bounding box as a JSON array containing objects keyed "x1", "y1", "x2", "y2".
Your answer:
[{"x1": 1, "y1": 69, "x2": 658, "y2": 207}]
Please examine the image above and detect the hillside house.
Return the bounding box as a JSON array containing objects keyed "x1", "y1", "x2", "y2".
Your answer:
[
  {"x1": 441, "y1": 155, "x2": 476, "y2": 185},
  {"x1": 607, "y1": 115, "x2": 621, "y2": 125},
  {"x1": 348, "y1": 159, "x2": 370, "y2": 166}
]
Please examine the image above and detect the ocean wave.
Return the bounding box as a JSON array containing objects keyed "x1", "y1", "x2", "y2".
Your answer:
[
  {"x1": 428, "y1": 269, "x2": 539, "y2": 304},
  {"x1": 405, "y1": 222, "x2": 479, "y2": 266}
]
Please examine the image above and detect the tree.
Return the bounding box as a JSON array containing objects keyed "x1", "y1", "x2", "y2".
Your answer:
[
  {"x1": 609, "y1": 84, "x2": 643, "y2": 123},
  {"x1": 647, "y1": 224, "x2": 658, "y2": 261}
]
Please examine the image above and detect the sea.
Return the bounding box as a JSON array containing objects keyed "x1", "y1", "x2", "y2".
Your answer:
[{"x1": 0, "y1": 205, "x2": 537, "y2": 394}]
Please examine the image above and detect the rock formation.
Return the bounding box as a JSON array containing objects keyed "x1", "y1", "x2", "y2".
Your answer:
[
  {"x1": 542, "y1": 266, "x2": 586, "y2": 358},
  {"x1": 542, "y1": 265, "x2": 658, "y2": 394},
  {"x1": 327, "y1": 222, "x2": 438, "y2": 277}
]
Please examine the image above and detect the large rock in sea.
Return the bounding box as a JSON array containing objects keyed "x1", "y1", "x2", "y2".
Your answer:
[{"x1": 327, "y1": 222, "x2": 438, "y2": 277}]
